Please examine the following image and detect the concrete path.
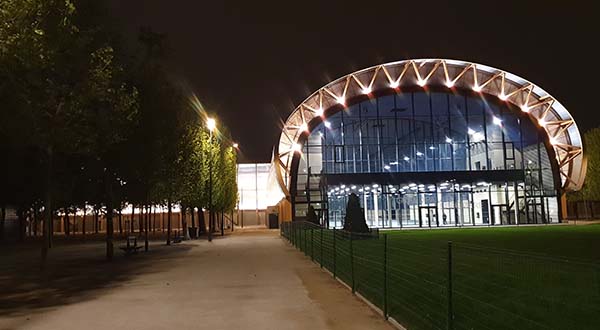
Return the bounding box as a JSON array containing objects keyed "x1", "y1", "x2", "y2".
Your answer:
[{"x1": 0, "y1": 230, "x2": 393, "y2": 330}]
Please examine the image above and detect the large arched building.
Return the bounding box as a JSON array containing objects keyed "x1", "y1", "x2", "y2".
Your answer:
[{"x1": 269, "y1": 59, "x2": 586, "y2": 228}]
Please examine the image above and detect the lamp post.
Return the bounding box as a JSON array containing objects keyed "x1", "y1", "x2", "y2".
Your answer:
[{"x1": 207, "y1": 118, "x2": 216, "y2": 242}]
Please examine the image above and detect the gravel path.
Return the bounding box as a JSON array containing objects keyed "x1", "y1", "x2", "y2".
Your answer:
[{"x1": 0, "y1": 230, "x2": 394, "y2": 330}]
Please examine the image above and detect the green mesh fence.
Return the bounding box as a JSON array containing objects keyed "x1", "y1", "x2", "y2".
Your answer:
[{"x1": 281, "y1": 222, "x2": 600, "y2": 330}]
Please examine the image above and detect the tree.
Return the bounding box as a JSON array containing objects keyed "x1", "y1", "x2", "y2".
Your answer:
[
  {"x1": 0, "y1": 0, "x2": 138, "y2": 260},
  {"x1": 343, "y1": 193, "x2": 369, "y2": 233},
  {"x1": 569, "y1": 128, "x2": 600, "y2": 204},
  {"x1": 580, "y1": 128, "x2": 600, "y2": 200}
]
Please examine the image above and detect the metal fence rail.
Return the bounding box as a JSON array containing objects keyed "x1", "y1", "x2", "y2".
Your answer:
[{"x1": 280, "y1": 221, "x2": 600, "y2": 330}]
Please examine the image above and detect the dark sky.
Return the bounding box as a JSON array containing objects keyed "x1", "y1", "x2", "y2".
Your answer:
[{"x1": 108, "y1": 1, "x2": 599, "y2": 162}]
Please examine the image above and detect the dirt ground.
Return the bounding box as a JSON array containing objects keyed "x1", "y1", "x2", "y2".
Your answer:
[{"x1": 0, "y1": 230, "x2": 394, "y2": 330}]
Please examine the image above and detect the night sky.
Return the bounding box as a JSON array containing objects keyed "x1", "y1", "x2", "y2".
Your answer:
[{"x1": 108, "y1": 1, "x2": 599, "y2": 162}]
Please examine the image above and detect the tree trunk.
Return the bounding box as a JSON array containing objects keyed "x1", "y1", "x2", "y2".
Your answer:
[
  {"x1": 94, "y1": 209, "x2": 100, "y2": 234},
  {"x1": 33, "y1": 207, "x2": 38, "y2": 237},
  {"x1": 41, "y1": 146, "x2": 54, "y2": 266},
  {"x1": 49, "y1": 206, "x2": 54, "y2": 247},
  {"x1": 17, "y1": 209, "x2": 25, "y2": 242},
  {"x1": 28, "y1": 209, "x2": 33, "y2": 237},
  {"x1": 94, "y1": 209, "x2": 99, "y2": 234},
  {"x1": 140, "y1": 205, "x2": 144, "y2": 234},
  {"x1": 191, "y1": 208, "x2": 196, "y2": 228},
  {"x1": 181, "y1": 206, "x2": 188, "y2": 240},
  {"x1": 220, "y1": 211, "x2": 224, "y2": 236},
  {"x1": 82, "y1": 206, "x2": 86, "y2": 237},
  {"x1": 106, "y1": 207, "x2": 114, "y2": 260},
  {"x1": 198, "y1": 208, "x2": 206, "y2": 234},
  {"x1": 118, "y1": 208, "x2": 123, "y2": 235},
  {"x1": 105, "y1": 173, "x2": 114, "y2": 261},
  {"x1": 0, "y1": 205, "x2": 5, "y2": 241},
  {"x1": 153, "y1": 207, "x2": 156, "y2": 233},
  {"x1": 65, "y1": 209, "x2": 70, "y2": 236},
  {"x1": 144, "y1": 204, "x2": 149, "y2": 251},
  {"x1": 131, "y1": 205, "x2": 135, "y2": 234},
  {"x1": 167, "y1": 200, "x2": 172, "y2": 245}
]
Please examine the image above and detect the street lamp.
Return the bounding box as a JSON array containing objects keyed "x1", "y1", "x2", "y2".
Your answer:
[{"x1": 207, "y1": 117, "x2": 216, "y2": 242}]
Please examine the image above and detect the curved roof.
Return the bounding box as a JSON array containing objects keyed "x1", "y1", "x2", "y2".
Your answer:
[{"x1": 273, "y1": 59, "x2": 585, "y2": 196}]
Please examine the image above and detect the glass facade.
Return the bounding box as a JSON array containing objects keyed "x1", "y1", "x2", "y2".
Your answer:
[
  {"x1": 237, "y1": 163, "x2": 271, "y2": 210},
  {"x1": 294, "y1": 91, "x2": 559, "y2": 228}
]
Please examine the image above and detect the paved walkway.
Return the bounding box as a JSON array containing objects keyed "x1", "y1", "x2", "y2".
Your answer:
[{"x1": 0, "y1": 230, "x2": 393, "y2": 330}]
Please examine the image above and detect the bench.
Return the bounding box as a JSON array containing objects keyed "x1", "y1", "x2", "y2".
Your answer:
[
  {"x1": 120, "y1": 236, "x2": 143, "y2": 254},
  {"x1": 172, "y1": 230, "x2": 183, "y2": 244}
]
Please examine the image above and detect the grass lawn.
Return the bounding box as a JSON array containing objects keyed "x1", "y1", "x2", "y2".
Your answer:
[
  {"x1": 284, "y1": 223, "x2": 600, "y2": 330},
  {"x1": 386, "y1": 224, "x2": 600, "y2": 262}
]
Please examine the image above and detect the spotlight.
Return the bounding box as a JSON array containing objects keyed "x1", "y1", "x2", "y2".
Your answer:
[
  {"x1": 316, "y1": 106, "x2": 324, "y2": 116},
  {"x1": 291, "y1": 143, "x2": 302, "y2": 153}
]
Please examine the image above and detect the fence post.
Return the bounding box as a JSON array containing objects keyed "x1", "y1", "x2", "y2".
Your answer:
[
  {"x1": 448, "y1": 241, "x2": 453, "y2": 330},
  {"x1": 299, "y1": 223, "x2": 302, "y2": 250},
  {"x1": 383, "y1": 233, "x2": 388, "y2": 320},
  {"x1": 333, "y1": 228, "x2": 337, "y2": 279},
  {"x1": 303, "y1": 224, "x2": 307, "y2": 255},
  {"x1": 350, "y1": 231, "x2": 355, "y2": 294},
  {"x1": 320, "y1": 226, "x2": 323, "y2": 268},
  {"x1": 311, "y1": 228, "x2": 314, "y2": 262}
]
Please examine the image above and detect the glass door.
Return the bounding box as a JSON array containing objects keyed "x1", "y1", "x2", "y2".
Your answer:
[{"x1": 419, "y1": 206, "x2": 438, "y2": 228}]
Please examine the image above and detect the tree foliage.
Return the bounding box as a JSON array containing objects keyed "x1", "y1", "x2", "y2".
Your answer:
[
  {"x1": 570, "y1": 128, "x2": 600, "y2": 201},
  {"x1": 0, "y1": 1, "x2": 238, "y2": 252}
]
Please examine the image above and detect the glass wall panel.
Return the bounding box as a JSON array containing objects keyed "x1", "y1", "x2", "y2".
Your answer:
[{"x1": 296, "y1": 90, "x2": 559, "y2": 228}]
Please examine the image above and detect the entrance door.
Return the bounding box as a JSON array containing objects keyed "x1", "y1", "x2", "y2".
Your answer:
[
  {"x1": 491, "y1": 205, "x2": 509, "y2": 225},
  {"x1": 481, "y1": 199, "x2": 490, "y2": 224},
  {"x1": 419, "y1": 207, "x2": 437, "y2": 228}
]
